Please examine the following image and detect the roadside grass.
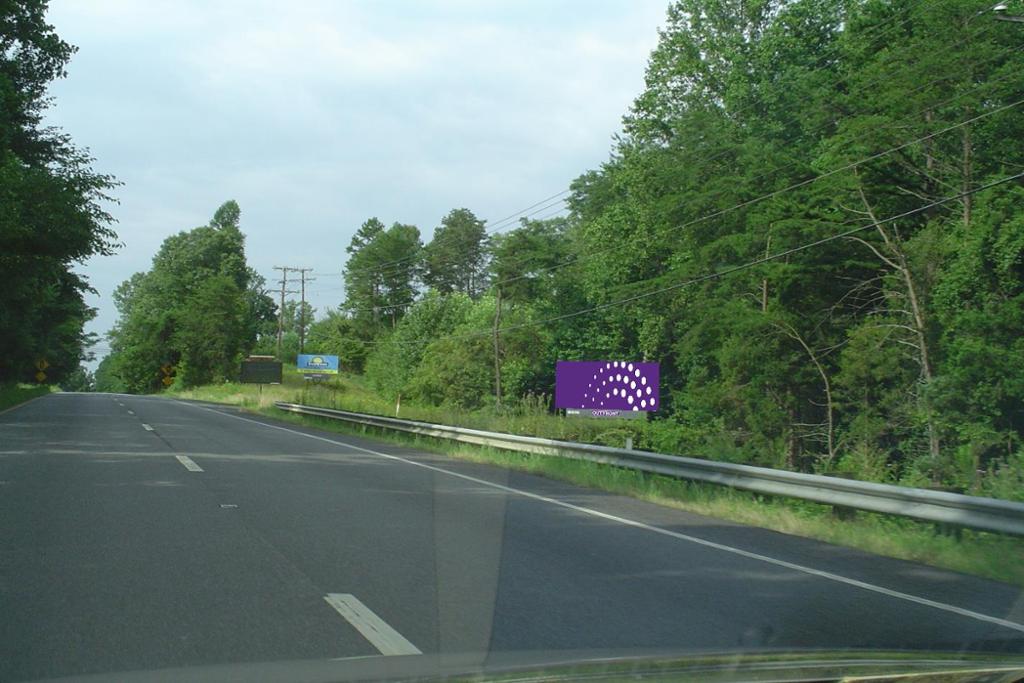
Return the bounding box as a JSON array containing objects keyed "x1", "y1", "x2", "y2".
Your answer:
[
  {"x1": 169, "y1": 371, "x2": 1024, "y2": 587},
  {"x1": 174, "y1": 370, "x2": 654, "y2": 445},
  {"x1": 0, "y1": 384, "x2": 52, "y2": 413}
]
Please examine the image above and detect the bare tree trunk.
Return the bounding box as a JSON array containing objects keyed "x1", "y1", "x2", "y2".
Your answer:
[
  {"x1": 786, "y1": 409, "x2": 798, "y2": 470},
  {"x1": 894, "y1": 244, "x2": 942, "y2": 466},
  {"x1": 961, "y1": 57, "x2": 974, "y2": 229},
  {"x1": 761, "y1": 232, "x2": 771, "y2": 312},
  {"x1": 372, "y1": 282, "x2": 380, "y2": 327},
  {"x1": 857, "y1": 186, "x2": 942, "y2": 466},
  {"x1": 924, "y1": 110, "x2": 936, "y2": 196},
  {"x1": 962, "y1": 122, "x2": 973, "y2": 228},
  {"x1": 777, "y1": 321, "x2": 836, "y2": 466},
  {"x1": 782, "y1": 409, "x2": 798, "y2": 473}
]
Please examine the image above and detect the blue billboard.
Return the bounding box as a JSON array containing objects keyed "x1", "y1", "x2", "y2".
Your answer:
[{"x1": 296, "y1": 354, "x2": 339, "y2": 375}]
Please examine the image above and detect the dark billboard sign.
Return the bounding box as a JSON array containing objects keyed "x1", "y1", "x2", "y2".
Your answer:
[{"x1": 240, "y1": 359, "x2": 282, "y2": 384}]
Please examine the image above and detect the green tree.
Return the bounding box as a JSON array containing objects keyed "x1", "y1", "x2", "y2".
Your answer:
[
  {"x1": 245, "y1": 269, "x2": 279, "y2": 352},
  {"x1": 174, "y1": 275, "x2": 249, "y2": 386},
  {"x1": 343, "y1": 217, "x2": 387, "y2": 327},
  {"x1": 422, "y1": 208, "x2": 489, "y2": 298},
  {"x1": 93, "y1": 355, "x2": 125, "y2": 393},
  {"x1": 364, "y1": 291, "x2": 475, "y2": 400},
  {"x1": 342, "y1": 219, "x2": 422, "y2": 330},
  {"x1": 374, "y1": 223, "x2": 422, "y2": 328},
  {"x1": 326, "y1": 0, "x2": 1024, "y2": 495},
  {"x1": 60, "y1": 365, "x2": 94, "y2": 392},
  {"x1": 106, "y1": 201, "x2": 263, "y2": 391},
  {"x1": 927, "y1": 185, "x2": 1024, "y2": 486},
  {"x1": 490, "y1": 217, "x2": 570, "y2": 302},
  {"x1": 579, "y1": 0, "x2": 1023, "y2": 488},
  {"x1": 305, "y1": 309, "x2": 372, "y2": 372},
  {"x1": 0, "y1": 0, "x2": 119, "y2": 383}
]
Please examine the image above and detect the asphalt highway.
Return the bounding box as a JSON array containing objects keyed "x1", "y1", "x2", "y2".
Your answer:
[{"x1": 1, "y1": 393, "x2": 1022, "y2": 681}]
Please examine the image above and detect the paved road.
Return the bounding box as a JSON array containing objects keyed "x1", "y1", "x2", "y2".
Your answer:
[{"x1": 1, "y1": 393, "x2": 1023, "y2": 681}]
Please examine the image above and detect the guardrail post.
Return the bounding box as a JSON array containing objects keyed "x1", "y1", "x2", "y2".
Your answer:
[
  {"x1": 830, "y1": 473, "x2": 857, "y2": 521},
  {"x1": 832, "y1": 504, "x2": 857, "y2": 521},
  {"x1": 927, "y1": 485, "x2": 965, "y2": 539},
  {"x1": 625, "y1": 437, "x2": 633, "y2": 451}
]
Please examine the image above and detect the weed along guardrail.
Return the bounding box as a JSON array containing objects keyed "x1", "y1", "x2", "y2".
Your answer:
[{"x1": 273, "y1": 401, "x2": 1024, "y2": 537}]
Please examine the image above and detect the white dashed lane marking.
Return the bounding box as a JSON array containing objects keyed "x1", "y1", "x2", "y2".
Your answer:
[
  {"x1": 181, "y1": 400, "x2": 1024, "y2": 636},
  {"x1": 324, "y1": 594, "x2": 420, "y2": 656},
  {"x1": 175, "y1": 455, "x2": 203, "y2": 472}
]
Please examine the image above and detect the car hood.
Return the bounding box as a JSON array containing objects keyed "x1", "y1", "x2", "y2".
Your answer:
[{"x1": 32, "y1": 650, "x2": 1024, "y2": 683}]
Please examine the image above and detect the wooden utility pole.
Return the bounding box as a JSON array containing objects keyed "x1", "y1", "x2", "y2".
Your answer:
[
  {"x1": 296, "y1": 268, "x2": 315, "y2": 353},
  {"x1": 493, "y1": 287, "x2": 502, "y2": 410},
  {"x1": 273, "y1": 266, "x2": 299, "y2": 360}
]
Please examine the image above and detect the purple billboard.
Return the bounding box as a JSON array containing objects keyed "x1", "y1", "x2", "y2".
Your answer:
[{"x1": 556, "y1": 361, "x2": 659, "y2": 413}]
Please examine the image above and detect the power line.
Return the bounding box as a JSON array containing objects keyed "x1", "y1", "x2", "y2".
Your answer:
[
  {"x1": 273, "y1": 266, "x2": 302, "y2": 358},
  {"x1": 530, "y1": 205, "x2": 570, "y2": 223},
  {"x1": 713, "y1": 46, "x2": 1024, "y2": 206},
  {"x1": 481, "y1": 88, "x2": 1024, "y2": 290},
  {"x1": 302, "y1": 197, "x2": 570, "y2": 298},
  {"x1": 322, "y1": 12, "x2": 1007, "y2": 289},
  {"x1": 334, "y1": 25, "x2": 1017, "y2": 288},
  {"x1": 428, "y1": 87, "x2": 1024, "y2": 312},
  {"x1": 310, "y1": 15, "x2": 1017, "y2": 312},
  {"x1": 337, "y1": 195, "x2": 570, "y2": 284},
  {"x1": 339, "y1": 170, "x2": 1024, "y2": 348},
  {"x1": 306, "y1": 195, "x2": 570, "y2": 282},
  {"x1": 311, "y1": 86, "x2": 1024, "y2": 316},
  {"x1": 632, "y1": 7, "x2": 1006, "y2": 161},
  {"x1": 482, "y1": 189, "x2": 571, "y2": 232}
]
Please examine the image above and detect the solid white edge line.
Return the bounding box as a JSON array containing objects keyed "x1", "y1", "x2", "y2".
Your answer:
[
  {"x1": 324, "y1": 593, "x2": 421, "y2": 656},
  {"x1": 175, "y1": 455, "x2": 203, "y2": 472},
  {"x1": 0, "y1": 394, "x2": 49, "y2": 417},
  {"x1": 178, "y1": 400, "x2": 1024, "y2": 635},
  {"x1": 141, "y1": 423, "x2": 154, "y2": 431}
]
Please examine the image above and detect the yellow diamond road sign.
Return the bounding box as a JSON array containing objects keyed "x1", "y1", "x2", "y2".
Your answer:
[
  {"x1": 36, "y1": 358, "x2": 49, "y2": 371},
  {"x1": 35, "y1": 371, "x2": 47, "y2": 383},
  {"x1": 162, "y1": 376, "x2": 174, "y2": 386}
]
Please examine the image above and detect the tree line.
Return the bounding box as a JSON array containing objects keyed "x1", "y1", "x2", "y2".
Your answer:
[
  {"x1": 1, "y1": 1, "x2": 119, "y2": 387},
  {"x1": 307, "y1": 0, "x2": 1024, "y2": 495},
  {"x1": 99, "y1": 0, "x2": 1024, "y2": 496},
  {"x1": 97, "y1": 201, "x2": 276, "y2": 393}
]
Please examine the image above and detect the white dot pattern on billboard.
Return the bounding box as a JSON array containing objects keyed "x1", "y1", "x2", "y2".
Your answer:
[
  {"x1": 556, "y1": 361, "x2": 659, "y2": 412},
  {"x1": 587, "y1": 362, "x2": 656, "y2": 411}
]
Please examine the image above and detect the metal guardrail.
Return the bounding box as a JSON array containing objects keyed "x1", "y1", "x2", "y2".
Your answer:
[{"x1": 274, "y1": 401, "x2": 1024, "y2": 536}]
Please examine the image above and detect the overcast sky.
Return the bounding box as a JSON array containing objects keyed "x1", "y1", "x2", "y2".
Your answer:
[{"x1": 42, "y1": 0, "x2": 668, "y2": 364}]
